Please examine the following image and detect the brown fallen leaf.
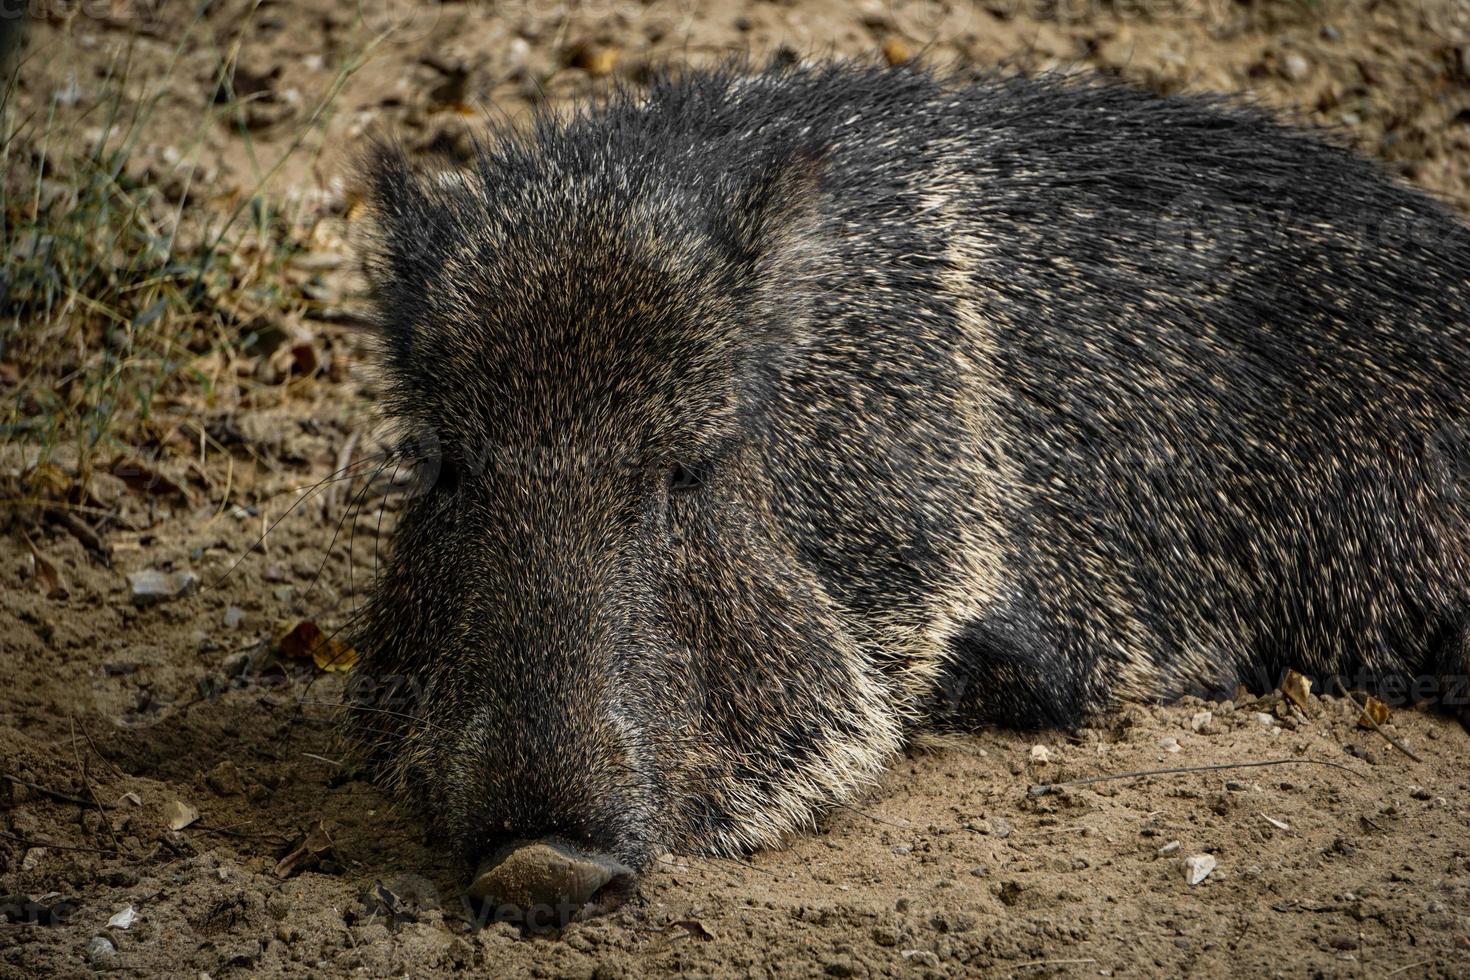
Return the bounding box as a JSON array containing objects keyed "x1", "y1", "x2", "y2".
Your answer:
[
  {"x1": 1356, "y1": 694, "x2": 1391, "y2": 730},
  {"x1": 24, "y1": 534, "x2": 68, "y2": 600},
  {"x1": 275, "y1": 820, "x2": 335, "y2": 878},
  {"x1": 110, "y1": 455, "x2": 193, "y2": 502},
  {"x1": 22, "y1": 462, "x2": 71, "y2": 499},
  {"x1": 1281, "y1": 669, "x2": 1313, "y2": 714},
  {"x1": 274, "y1": 620, "x2": 359, "y2": 673},
  {"x1": 882, "y1": 37, "x2": 913, "y2": 66},
  {"x1": 670, "y1": 918, "x2": 717, "y2": 941},
  {"x1": 565, "y1": 41, "x2": 619, "y2": 77},
  {"x1": 164, "y1": 800, "x2": 199, "y2": 831}
]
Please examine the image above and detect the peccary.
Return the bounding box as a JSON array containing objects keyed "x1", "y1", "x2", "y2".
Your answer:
[{"x1": 354, "y1": 61, "x2": 1470, "y2": 910}]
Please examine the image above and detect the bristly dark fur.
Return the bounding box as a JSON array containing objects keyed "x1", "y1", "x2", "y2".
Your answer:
[{"x1": 352, "y1": 59, "x2": 1470, "y2": 869}]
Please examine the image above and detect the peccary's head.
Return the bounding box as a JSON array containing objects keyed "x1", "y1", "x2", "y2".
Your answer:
[{"x1": 352, "y1": 119, "x2": 902, "y2": 886}]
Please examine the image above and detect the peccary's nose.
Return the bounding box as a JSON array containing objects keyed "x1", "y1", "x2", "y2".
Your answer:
[{"x1": 467, "y1": 839, "x2": 635, "y2": 924}]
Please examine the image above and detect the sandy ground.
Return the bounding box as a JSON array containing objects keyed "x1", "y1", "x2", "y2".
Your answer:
[{"x1": 4, "y1": 0, "x2": 1470, "y2": 976}]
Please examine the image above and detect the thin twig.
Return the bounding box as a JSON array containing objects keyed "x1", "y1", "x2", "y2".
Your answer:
[
  {"x1": 0, "y1": 830, "x2": 118, "y2": 855},
  {"x1": 70, "y1": 716, "x2": 124, "y2": 853},
  {"x1": 1029, "y1": 758, "x2": 1365, "y2": 796},
  {"x1": 1332, "y1": 679, "x2": 1423, "y2": 763},
  {"x1": 2, "y1": 773, "x2": 107, "y2": 809}
]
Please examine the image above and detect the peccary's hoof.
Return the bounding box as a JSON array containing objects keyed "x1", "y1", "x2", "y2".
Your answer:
[{"x1": 467, "y1": 840, "x2": 634, "y2": 924}]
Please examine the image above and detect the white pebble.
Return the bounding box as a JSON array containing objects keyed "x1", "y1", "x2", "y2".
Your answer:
[{"x1": 1183, "y1": 853, "x2": 1217, "y2": 885}]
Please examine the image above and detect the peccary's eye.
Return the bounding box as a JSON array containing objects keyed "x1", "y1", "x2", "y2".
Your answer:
[
  {"x1": 668, "y1": 462, "x2": 707, "y2": 493},
  {"x1": 433, "y1": 458, "x2": 461, "y2": 494}
]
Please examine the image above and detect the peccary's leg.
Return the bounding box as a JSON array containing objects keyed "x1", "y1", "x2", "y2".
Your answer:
[
  {"x1": 1434, "y1": 606, "x2": 1470, "y2": 727},
  {"x1": 923, "y1": 611, "x2": 1095, "y2": 732}
]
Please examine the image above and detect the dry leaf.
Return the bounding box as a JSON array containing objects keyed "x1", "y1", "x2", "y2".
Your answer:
[
  {"x1": 164, "y1": 800, "x2": 199, "y2": 830},
  {"x1": 565, "y1": 42, "x2": 619, "y2": 76},
  {"x1": 275, "y1": 820, "x2": 335, "y2": 878},
  {"x1": 671, "y1": 918, "x2": 717, "y2": 941},
  {"x1": 882, "y1": 38, "x2": 913, "y2": 66},
  {"x1": 24, "y1": 535, "x2": 68, "y2": 600},
  {"x1": 110, "y1": 455, "x2": 193, "y2": 502},
  {"x1": 275, "y1": 620, "x2": 358, "y2": 673},
  {"x1": 22, "y1": 462, "x2": 71, "y2": 498},
  {"x1": 314, "y1": 642, "x2": 359, "y2": 673},
  {"x1": 1281, "y1": 669, "x2": 1313, "y2": 713},
  {"x1": 1356, "y1": 695, "x2": 1391, "y2": 729}
]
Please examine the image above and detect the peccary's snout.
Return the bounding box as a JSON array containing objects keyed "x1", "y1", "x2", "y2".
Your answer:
[{"x1": 467, "y1": 839, "x2": 636, "y2": 927}]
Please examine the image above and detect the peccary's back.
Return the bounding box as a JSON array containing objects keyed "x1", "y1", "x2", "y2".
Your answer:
[{"x1": 623, "y1": 64, "x2": 1470, "y2": 711}]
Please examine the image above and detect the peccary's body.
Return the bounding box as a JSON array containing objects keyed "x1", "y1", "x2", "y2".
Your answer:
[{"x1": 357, "y1": 62, "x2": 1470, "y2": 875}]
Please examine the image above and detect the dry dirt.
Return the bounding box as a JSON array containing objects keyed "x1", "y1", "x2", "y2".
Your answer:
[{"x1": 5, "y1": 0, "x2": 1470, "y2": 976}]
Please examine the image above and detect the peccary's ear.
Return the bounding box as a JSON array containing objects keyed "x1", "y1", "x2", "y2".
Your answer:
[
  {"x1": 358, "y1": 141, "x2": 461, "y2": 297},
  {"x1": 716, "y1": 143, "x2": 829, "y2": 263}
]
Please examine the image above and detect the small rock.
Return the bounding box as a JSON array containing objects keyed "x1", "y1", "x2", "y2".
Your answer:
[
  {"x1": 107, "y1": 906, "x2": 136, "y2": 930},
  {"x1": 1158, "y1": 736, "x2": 1181, "y2": 753},
  {"x1": 221, "y1": 651, "x2": 252, "y2": 678},
  {"x1": 989, "y1": 817, "x2": 1013, "y2": 839},
  {"x1": 1280, "y1": 52, "x2": 1311, "y2": 82},
  {"x1": 1190, "y1": 710, "x2": 1215, "y2": 734},
  {"x1": 205, "y1": 762, "x2": 244, "y2": 797},
  {"x1": 1253, "y1": 712, "x2": 1275, "y2": 726},
  {"x1": 1183, "y1": 854, "x2": 1217, "y2": 885},
  {"x1": 127, "y1": 569, "x2": 200, "y2": 607},
  {"x1": 1029, "y1": 744, "x2": 1052, "y2": 763},
  {"x1": 87, "y1": 936, "x2": 117, "y2": 969},
  {"x1": 223, "y1": 607, "x2": 246, "y2": 629},
  {"x1": 930, "y1": 910, "x2": 976, "y2": 933},
  {"x1": 891, "y1": 843, "x2": 912, "y2": 855},
  {"x1": 21, "y1": 847, "x2": 45, "y2": 871},
  {"x1": 1409, "y1": 786, "x2": 1432, "y2": 801},
  {"x1": 1157, "y1": 840, "x2": 1181, "y2": 857},
  {"x1": 901, "y1": 950, "x2": 939, "y2": 967},
  {"x1": 53, "y1": 73, "x2": 84, "y2": 107}
]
